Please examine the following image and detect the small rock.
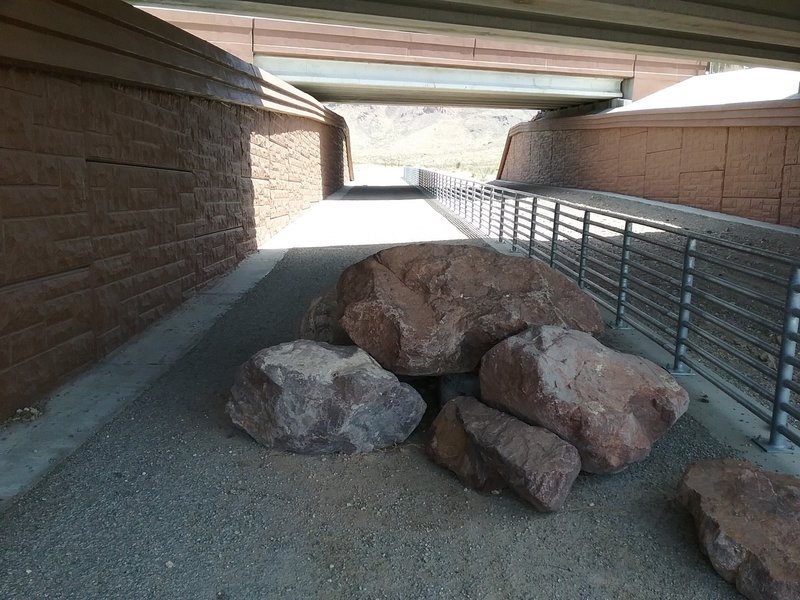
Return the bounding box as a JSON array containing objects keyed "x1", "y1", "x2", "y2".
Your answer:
[
  {"x1": 678, "y1": 459, "x2": 800, "y2": 600},
  {"x1": 10, "y1": 407, "x2": 43, "y2": 423},
  {"x1": 298, "y1": 288, "x2": 352, "y2": 345}
]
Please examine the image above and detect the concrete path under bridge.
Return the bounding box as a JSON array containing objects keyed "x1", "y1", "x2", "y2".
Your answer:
[{"x1": 0, "y1": 167, "x2": 785, "y2": 599}]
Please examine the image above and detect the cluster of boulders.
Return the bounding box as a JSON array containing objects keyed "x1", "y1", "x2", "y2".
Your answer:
[
  {"x1": 228, "y1": 243, "x2": 688, "y2": 505},
  {"x1": 226, "y1": 241, "x2": 799, "y2": 599}
]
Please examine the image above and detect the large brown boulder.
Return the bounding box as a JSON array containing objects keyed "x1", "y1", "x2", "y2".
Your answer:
[
  {"x1": 678, "y1": 459, "x2": 800, "y2": 600},
  {"x1": 227, "y1": 340, "x2": 425, "y2": 454},
  {"x1": 337, "y1": 243, "x2": 603, "y2": 376},
  {"x1": 480, "y1": 326, "x2": 689, "y2": 473},
  {"x1": 428, "y1": 396, "x2": 581, "y2": 511}
]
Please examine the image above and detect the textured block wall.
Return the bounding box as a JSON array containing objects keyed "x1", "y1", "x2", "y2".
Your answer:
[
  {"x1": 0, "y1": 65, "x2": 347, "y2": 419},
  {"x1": 500, "y1": 113, "x2": 800, "y2": 228}
]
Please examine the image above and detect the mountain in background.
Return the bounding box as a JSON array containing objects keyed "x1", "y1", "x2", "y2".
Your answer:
[{"x1": 326, "y1": 104, "x2": 537, "y2": 181}]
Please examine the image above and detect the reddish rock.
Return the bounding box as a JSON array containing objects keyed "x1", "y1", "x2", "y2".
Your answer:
[
  {"x1": 337, "y1": 243, "x2": 603, "y2": 376},
  {"x1": 427, "y1": 396, "x2": 581, "y2": 511},
  {"x1": 480, "y1": 326, "x2": 689, "y2": 473},
  {"x1": 427, "y1": 398, "x2": 505, "y2": 492},
  {"x1": 678, "y1": 459, "x2": 800, "y2": 600},
  {"x1": 227, "y1": 340, "x2": 425, "y2": 454},
  {"x1": 298, "y1": 287, "x2": 352, "y2": 345}
]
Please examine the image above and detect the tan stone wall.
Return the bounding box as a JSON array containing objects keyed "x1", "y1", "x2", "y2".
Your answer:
[
  {"x1": 499, "y1": 102, "x2": 800, "y2": 228},
  {"x1": 0, "y1": 65, "x2": 347, "y2": 419}
]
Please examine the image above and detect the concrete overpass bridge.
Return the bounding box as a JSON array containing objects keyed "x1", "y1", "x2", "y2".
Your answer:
[{"x1": 140, "y1": 7, "x2": 706, "y2": 108}]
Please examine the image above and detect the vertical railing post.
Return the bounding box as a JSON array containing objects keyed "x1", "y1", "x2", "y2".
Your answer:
[
  {"x1": 759, "y1": 266, "x2": 800, "y2": 452},
  {"x1": 448, "y1": 176, "x2": 454, "y2": 209},
  {"x1": 578, "y1": 211, "x2": 591, "y2": 288},
  {"x1": 473, "y1": 184, "x2": 480, "y2": 229},
  {"x1": 478, "y1": 186, "x2": 485, "y2": 234},
  {"x1": 511, "y1": 194, "x2": 520, "y2": 252},
  {"x1": 462, "y1": 180, "x2": 468, "y2": 219},
  {"x1": 498, "y1": 193, "x2": 507, "y2": 242},
  {"x1": 672, "y1": 237, "x2": 697, "y2": 374},
  {"x1": 614, "y1": 221, "x2": 633, "y2": 329},
  {"x1": 463, "y1": 180, "x2": 468, "y2": 220},
  {"x1": 549, "y1": 203, "x2": 561, "y2": 268},
  {"x1": 469, "y1": 182, "x2": 475, "y2": 226},
  {"x1": 459, "y1": 180, "x2": 465, "y2": 217},
  {"x1": 528, "y1": 196, "x2": 538, "y2": 258},
  {"x1": 488, "y1": 189, "x2": 496, "y2": 237}
]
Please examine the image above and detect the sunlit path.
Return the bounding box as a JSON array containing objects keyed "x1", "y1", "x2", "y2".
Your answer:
[{"x1": 263, "y1": 166, "x2": 468, "y2": 249}]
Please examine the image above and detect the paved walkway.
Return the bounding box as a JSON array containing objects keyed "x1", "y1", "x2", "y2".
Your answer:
[{"x1": 0, "y1": 171, "x2": 756, "y2": 599}]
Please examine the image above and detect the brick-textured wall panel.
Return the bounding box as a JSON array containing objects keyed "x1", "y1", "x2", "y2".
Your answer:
[
  {"x1": 723, "y1": 127, "x2": 786, "y2": 199},
  {"x1": 501, "y1": 115, "x2": 799, "y2": 226},
  {"x1": 644, "y1": 148, "x2": 681, "y2": 200},
  {"x1": 786, "y1": 128, "x2": 800, "y2": 166},
  {"x1": 680, "y1": 128, "x2": 727, "y2": 173},
  {"x1": 645, "y1": 127, "x2": 683, "y2": 153},
  {"x1": 721, "y1": 197, "x2": 781, "y2": 223},
  {"x1": 0, "y1": 65, "x2": 347, "y2": 419},
  {"x1": 616, "y1": 175, "x2": 645, "y2": 197},
  {"x1": 618, "y1": 129, "x2": 647, "y2": 177},
  {"x1": 678, "y1": 170, "x2": 723, "y2": 211},
  {"x1": 501, "y1": 135, "x2": 531, "y2": 182},
  {"x1": 781, "y1": 164, "x2": 800, "y2": 227}
]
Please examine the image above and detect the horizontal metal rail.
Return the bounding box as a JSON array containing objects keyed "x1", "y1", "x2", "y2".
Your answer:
[{"x1": 404, "y1": 166, "x2": 800, "y2": 452}]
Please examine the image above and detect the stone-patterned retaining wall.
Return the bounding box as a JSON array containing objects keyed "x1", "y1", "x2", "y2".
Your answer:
[
  {"x1": 498, "y1": 101, "x2": 800, "y2": 228},
  {"x1": 0, "y1": 0, "x2": 351, "y2": 419}
]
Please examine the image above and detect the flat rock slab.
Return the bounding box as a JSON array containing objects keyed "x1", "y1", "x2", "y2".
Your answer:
[
  {"x1": 428, "y1": 396, "x2": 581, "y2": 511},
  {"x1": 227, "y1": 340, "x2": 425, "y2": 454},
  {"x1": 480, "y1": 326, "x2": 689, "y2": 473},
  {"x1": 337, "y1": 242, "x2": 603, "y2": 376},
  {"x1": 678, "y1": 459, "x2": 800, "y2": 600}
]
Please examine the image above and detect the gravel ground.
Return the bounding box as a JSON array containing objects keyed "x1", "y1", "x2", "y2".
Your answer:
[{"x1": 0, "y1": 241, "x2": 744, "y2": 600}]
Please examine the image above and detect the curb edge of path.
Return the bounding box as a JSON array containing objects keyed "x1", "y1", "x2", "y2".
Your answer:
[{"x1": 0, "y1": 247, "x2": 290, "y2": 512}]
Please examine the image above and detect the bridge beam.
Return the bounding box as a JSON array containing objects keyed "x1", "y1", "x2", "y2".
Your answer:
[
  {"x1": 255, "y1": 56, "x2": 623, "y2": 108},
  {"x1": 132, "y1": 1, "x2": 800, "y2": 68}
]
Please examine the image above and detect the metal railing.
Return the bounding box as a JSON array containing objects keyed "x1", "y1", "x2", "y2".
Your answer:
[{"x1": 404, "y1": 166, "x2": 800, "y2": 451}]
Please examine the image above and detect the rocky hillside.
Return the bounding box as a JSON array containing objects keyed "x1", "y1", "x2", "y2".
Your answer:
[{"x1": 326, "y1": 104, "x2": 537, "y2": 181}]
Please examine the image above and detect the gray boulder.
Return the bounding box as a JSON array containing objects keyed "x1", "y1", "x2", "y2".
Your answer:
[{"x1": 227, "y1": 340, "x2": 425, "y2": 454}]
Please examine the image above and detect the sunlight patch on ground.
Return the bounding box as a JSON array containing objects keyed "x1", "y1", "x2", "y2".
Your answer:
[{"x1": 261, "y1": 197, "x2": 467, "y2": 249}]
